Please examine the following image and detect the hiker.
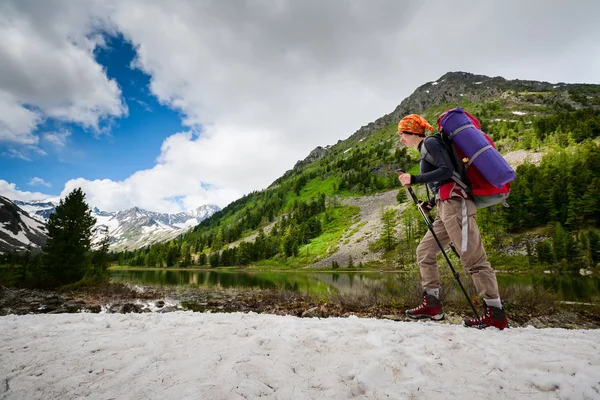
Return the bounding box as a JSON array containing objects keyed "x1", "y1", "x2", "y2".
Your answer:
[{"x1": 396, "y1": 114, "x2": 508, "y2": 329}]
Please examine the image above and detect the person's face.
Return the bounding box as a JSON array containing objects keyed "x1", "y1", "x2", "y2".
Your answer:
[{"x1": 399, "y1": 132, "x2": 421, "y2": 148}]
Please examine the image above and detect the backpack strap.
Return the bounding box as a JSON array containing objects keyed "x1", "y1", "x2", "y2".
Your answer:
[
  {"x1": 421, "y1": 135, "x2": 470, "y2": 191},
  {"x1": 448, "y1": 123, "x2": 476, "y2": 139},
  {"x1": 465, "y1": 144, "x2": 493, "y2": 168}
]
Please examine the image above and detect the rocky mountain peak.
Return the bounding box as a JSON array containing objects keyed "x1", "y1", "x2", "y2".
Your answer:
[
  {"x1": 4, "y1": 199, "x2": 221, "y2": 252},
  {"x1": 193, "y1": 204, "x2": 222, "y2": 219},
  {"x1": 0, "y1": 196, "x2": 47, "y2": 253},
  {"x1": 293, "y1": 146, "x2": 330, "y2": 170},
  {"x1": 347, "y1": 71, "x2": 595, "y2": 143}
]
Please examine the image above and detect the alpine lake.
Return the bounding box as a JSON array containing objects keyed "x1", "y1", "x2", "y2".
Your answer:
[{"x1": 110, "y1": 268, "x2": 600, "y2": 304}]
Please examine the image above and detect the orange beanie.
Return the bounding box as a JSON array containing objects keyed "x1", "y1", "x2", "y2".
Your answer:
[{"x1": 398, "y1": 114, "x2": 434, "y2": 136}]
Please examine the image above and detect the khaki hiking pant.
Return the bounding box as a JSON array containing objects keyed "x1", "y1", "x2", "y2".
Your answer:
[{"x1": 417, "y1": 197, "x2": 500, "y2": 300}]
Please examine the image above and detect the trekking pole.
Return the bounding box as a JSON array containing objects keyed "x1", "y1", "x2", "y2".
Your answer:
[{"x1": 398, "y1": 169, "x2": 482, "y2": 326}]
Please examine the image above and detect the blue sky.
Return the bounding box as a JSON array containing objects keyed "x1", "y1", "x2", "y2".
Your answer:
[
  {"x1": 1, "y1": 35, "x2": 184, "y2": 191},
  {"x1": 1, "y1": 1, "x2": 599, "y2": 213}
]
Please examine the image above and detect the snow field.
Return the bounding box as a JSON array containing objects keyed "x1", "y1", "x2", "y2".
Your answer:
[{"x1": 1, "y1": 312, "x2": 599, "y2": 399}]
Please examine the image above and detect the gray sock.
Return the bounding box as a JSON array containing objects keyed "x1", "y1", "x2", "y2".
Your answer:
[
  {"x1": 425, "y1": 289, "x2": 440, "y2": 298},
  {"x1": 484, "y1": 298, "x2": 502, "y2": 309}
]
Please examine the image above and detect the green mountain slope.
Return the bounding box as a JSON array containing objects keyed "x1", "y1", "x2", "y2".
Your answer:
[{"x1": 117, "y1": 72, "x2": 600, "y2": 273}]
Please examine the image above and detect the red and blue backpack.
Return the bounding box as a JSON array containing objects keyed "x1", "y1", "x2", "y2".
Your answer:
[{"x1": 421, "y1": 108, "x2": 514, "y2": 208}]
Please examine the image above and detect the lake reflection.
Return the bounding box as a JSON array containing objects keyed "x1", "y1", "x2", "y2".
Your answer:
[{"x1": 110, "y1": 269, "x2": 600, "y2": 302}]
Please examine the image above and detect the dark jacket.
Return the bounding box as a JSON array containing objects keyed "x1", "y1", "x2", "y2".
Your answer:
[{"x1": 410, "y1": 136, "x2": 454, "y2": 197}]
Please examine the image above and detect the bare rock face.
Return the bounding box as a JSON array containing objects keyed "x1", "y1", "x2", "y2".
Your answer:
[
  {"x1": 503, "y1": 150, "x2": 545, "y2": 168},
  {"x1": 273, "y1": 146, "x2": 331, "y2": 185},
  {"x1": 293, "y1": 146, "x2": 330, "y2": 170},
  {"x1": 0, "y1": 196, "x2": 47, "y2": 254}
]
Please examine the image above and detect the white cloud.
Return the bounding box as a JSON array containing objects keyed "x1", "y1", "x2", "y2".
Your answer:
[
  {"x1": 0, "y1": 0, "x2": 126, "y2": 145},
  {"x1": 2, "y1": 0, "x2": 600, "y2": 213},
  {"x1": 28, "y1": 177, "x2": 51, "y2": 188},
  {"x1": 42, "y1": 130, "x2": 71, "y2": 149},
  {"x1": 59, "y1": 172, "x2": 239, "y2": 214},
  {"x1": 0, "y1": 91, "x2": 40, "y2": 145},
  {"x1": 2, "y1": 146, "x2": 47, "y2": 161},
  {"x1": 0, "y1": 180, "x2": 53, "y2": 202}
]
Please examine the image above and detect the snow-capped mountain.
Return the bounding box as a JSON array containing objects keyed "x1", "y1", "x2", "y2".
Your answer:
[
  {"x1": 93, "y1": 204, "x2": 221, "y2": 250},
  {"x1": 13, "y1": 199, "x2": 56, "y2": 223},
  {"x1": 171, "y1": 204, "x2": 222, "y2": 229},
  {"x1": 9, "y1": 200, "x2": 221, "y2": 251},
  {"x1": 0, "y1": 196, "x2": 47, "y2": 253}
]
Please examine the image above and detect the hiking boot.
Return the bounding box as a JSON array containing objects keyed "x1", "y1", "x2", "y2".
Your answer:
[
  {"x1": 464, "y1": 305, "x2": 508, "y2": 330},
  {"x1": 406, "y1": 292, "x2": 444, "y2": 321}
]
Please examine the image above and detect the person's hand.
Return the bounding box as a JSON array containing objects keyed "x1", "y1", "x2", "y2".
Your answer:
[
  {"x1": 419, "y1": 201, "x2": 434, "y2": 212},
  {"x1": 398, "y1": 173, "x2": 412, "y2": 187}
]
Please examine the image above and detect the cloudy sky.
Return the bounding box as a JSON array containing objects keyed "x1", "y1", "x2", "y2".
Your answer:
[{"x1": 1, "y1": 0, "x2": 599, "y2": 213}]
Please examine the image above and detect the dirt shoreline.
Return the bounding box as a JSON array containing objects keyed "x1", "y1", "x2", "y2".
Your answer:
[{"x1": 1, "y1": 284, "x2": 599, "y2": 329}]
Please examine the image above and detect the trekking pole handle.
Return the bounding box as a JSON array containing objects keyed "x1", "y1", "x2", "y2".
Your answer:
[{"x1": 397, "y1": 169, "x2": 434, "y2": 224}]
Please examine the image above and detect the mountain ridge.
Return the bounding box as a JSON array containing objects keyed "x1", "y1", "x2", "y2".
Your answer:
[
  {"x1": 273, "y1": 71, "x2": 599, "y2": 187},
  {"x1": 3, "y1": 200, "x2": 221, "y2": 252}
]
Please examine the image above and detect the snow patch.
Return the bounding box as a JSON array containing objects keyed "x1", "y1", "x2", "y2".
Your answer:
[
  {"x1": 95, "y1": 214, "x2": 120, "y2": 233},
  {"x1": 0, "y1": 313, "x2": 599, "y2": 399},
  {"x1": 512, "y1": 111, "x2": 527, "y2": 115},
  {"x1": 142, "y1": 225, "x2": 159, "y2": 234},
  {"x1": 474, "y1": 81, "x2": 483, "y2": 84},
  {"x1": 20, "y1": 213, "x2": 46, "y2": 232},
  {"x1": 2, "y1": 227, "x2": 33, "y2": 246},
  {"x1": 173, "y1": 218, "x2": 200, "y2": 229}
]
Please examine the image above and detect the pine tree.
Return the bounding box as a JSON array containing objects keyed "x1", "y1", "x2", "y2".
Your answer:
[
  {"x1": 552, "y1": 222, "x2": 568, "y2": 268},
  {"x1": 582, "y1": 178, "x2": 600, "y2": 227},
  {"x1": 212, "y1": 229, "x2": 224, "y2": 251},
  {"x1": 209, "y1": 252, "x2": 220, "y2": 268},
  {"x1": 89, "y1": 225, "x2": 110, "y2": 283},
  {"x1": 396, "y1": 189, "x2": 407, "y2": 204},
  {"x1": 180, "y1": 242, "x2": 190, "y2": 267},
  {"x1": 535, "y1": 239, "x2": 554, "y2": 265},
  {"x1": 43, "y1": 188, "x2": 97, "y2": 286},
  {"x1": 166, "y1": 243, "x2": 179, "y2": 267},
  {"x1": 565, "y1": 182, "x2": 579, "y2": 229},
  {"x1": 380, "y1": 206, "x2": 397, "y2": 251},
  {"x1": 147, "y1": 248, "x2": 158, "y2": 267},
  {"x1": 587, "y1": 230, "x2": 600, "y2": 268}
]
